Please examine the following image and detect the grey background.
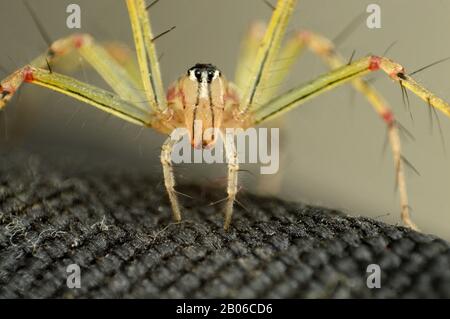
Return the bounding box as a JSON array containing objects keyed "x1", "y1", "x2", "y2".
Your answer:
[{"x1": 0, "y1": 0, "x2": 449, "y2": 239}]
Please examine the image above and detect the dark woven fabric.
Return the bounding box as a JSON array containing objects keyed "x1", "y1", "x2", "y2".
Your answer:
[{"x1": 0, "y1": 152, "x2": 449, "y2": 299}]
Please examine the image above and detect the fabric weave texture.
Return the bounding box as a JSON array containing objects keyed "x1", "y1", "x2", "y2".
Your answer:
[{"x1": 0, "y1": 152, "x2": 449, "y2": 298}]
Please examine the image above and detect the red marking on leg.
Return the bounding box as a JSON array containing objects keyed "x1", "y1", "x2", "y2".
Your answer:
[
  {"x1": 382, "y1": 110, "x2": 394, "y2": 125},
  {"x1": 23, "y1": 67, "x2": 34, "y2": 82},
  {"x1": 0, "y1": 85, "x2": 8, "y2": 98},
  {"x1": 298, "y1": 31, "x2": 311, "y2": 42},
  {"x1": 225, "y1": 87, "x2": 239, "y2": 105},
  {"x1": 166, "y1": 86, "x2": 177, "y2": 102},
  {"x1": 73, "y1": 35, "x2": 84, "y2": 48},
  {"x1": 389, "y1": 71, "x2": 398, "y2": 79},
  {"x1": 369, "y1": 55, "x2": 381, "y2": 71}
]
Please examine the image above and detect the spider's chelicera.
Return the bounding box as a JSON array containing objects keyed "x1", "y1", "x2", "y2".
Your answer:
[{"x1": 1, "y1": 0, "x2": 450, "y2": 230}]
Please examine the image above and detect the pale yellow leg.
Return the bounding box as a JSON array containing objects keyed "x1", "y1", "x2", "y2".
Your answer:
[
  {"x1": 1, "y1": 33, "x2": 146, "y2": 111},
  {"x1": 223, "y1": 133, "x2": 239, "y2": 230},
  {"x1": 160, "y1": 137, "x2": 182, "y2": 222},
  {"x1": 0, "y1": 66, "x2": 151, "y2": 125},
  {"x1": 239, "y1": 0, "x2": 297, "y2": 114},
  {"x1": 254, "y1": 53, "x2": 450, "y2": 230},
  {"x1": 237, "y1": 26, "x2": 417, "y2": 230},
  {"x1": 290, "y1": 31, "x2": 418, "y2": 230}
]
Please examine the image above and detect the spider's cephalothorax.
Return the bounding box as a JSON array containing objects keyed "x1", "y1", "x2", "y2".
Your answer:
[
  {"x1": 165, "y1": 63, "x2": 240, "y2": 148},
  {"x1": 1, "y1": 0, "x2": 449, "y2": 230}
]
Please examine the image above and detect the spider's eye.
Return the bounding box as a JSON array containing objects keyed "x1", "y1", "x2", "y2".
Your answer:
[
  {"x1": 207, "y1": 70, "x2": 215, "y2": 83},
  {"x1": 187, "y1": 64, "x2": 221, "y2": 83},
  {"x1": 194, "y1": 70, "x2": 202, "y2": 81}
]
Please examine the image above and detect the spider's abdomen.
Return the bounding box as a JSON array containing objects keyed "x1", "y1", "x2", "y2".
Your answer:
[{"x1": 166, "y1": 64, "x2": 240, "y2": 148}]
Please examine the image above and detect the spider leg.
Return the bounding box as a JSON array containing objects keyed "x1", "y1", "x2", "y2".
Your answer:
[
  {"x1": 253, "y1": 55, "x2": 450, "y2": 230},
  {"x1": 1, "y1": 33, "x2": 147, "y2": 111},
  {"x1": 103, "y1": 42, "x2": 142, "y2": 87},
  {"x1": 254, "y1": 56, "x2": 450, "y2": 126},
  {"x1": 223, "y1": 132, "x2": 239, "y2": 230},
  {"x1": 234, "y1": 22, "x2": 291, "y2": 196},
  {"x1": 239, "y1": 0, "x2": 297, "y2": 114},
  {"x1": 272, "y1": 30, "x2": 416, "y2": 230},
  {"x1": 126, "y1": 0, "x2": 167, "y2": 113},
  {"x1": 34, "y1": 34, "x2": 146, "y2": 108},
  {"x1": 161, "y1": 136, "x2": 183, "y2": 223},
  {"x1": 0, "y1": 66, "x2": 151, "y2": 126},
  {"x1": 234, "y1": 22, "x2": 266, "y2": 92}
]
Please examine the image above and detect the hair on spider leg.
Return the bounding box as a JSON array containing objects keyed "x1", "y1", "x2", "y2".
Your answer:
[
  {"x1": 44, "y1": 58, "x2": 53, "y2": 74},
  {"x1": 385, "y1": 145, "x2": 419, "y2": 202},
  {"x1": 22, "y1": 0, "x2": 55, "y2": 72},
  {"x1": 381, "y1": 128, "x2": 390, "y2": 160},
  {"x1": 400, "y1": 154, "x2": 421, "y2": 177},
  {"x1": 381, "y1": 119, "x2": 415, "y2": 160},
  {"x1": 151, "y1": 26, "x2": 176, "y2": 43},
  {"x1": 22, "y1": 1, "x2": 52, "y2": 47},
  {"x1": 394, "y1": 119, "x2": 415, "y2": 142},
  {"x1": 396, "y1": 56, "x2": 450, "y2": 124},
  {"x1": 145, "y1": 0, "x2": 160, "y2": 11},
  {"x1": 207, "y1": 188, "x2": 249, "y2": 213},
  {"x1": 237, "y1": 168, "x2": 257, "y2": 179},
  {"x1": 173, "y1": 189, "x2": 194, "y2": 200},
  {"x1": 346, "y1": 49, "x2": 357, "y2": 66},
  {"x1": 399, "y1": 80, "x2": 413, "y2": 121},
  {"x1": 382, "y1": 40, "x2": 398, "y2": 57},
  {"x1": 262, "y1": 0, "x2": 276, "y2": 11},
  {"x1": 426, "y1": 96, "x2": 447, "y2": 156},
  {"x1": 234, "y1": 197, "x2": 250, "y2": 213},
  {"x1": 408, "y1": 56, "x2": 450, "y2": 77},
  {"x1": 207, "y1": 196, "x2": 229, "y2": 208}
]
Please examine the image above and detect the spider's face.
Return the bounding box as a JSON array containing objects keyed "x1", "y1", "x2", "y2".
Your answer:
[
  {"x1": 187, "y1": 63, "x2": 221, "y2": 84},
  {"x1": 166, "y1": 63, "x2": 230, "y2": 149}
]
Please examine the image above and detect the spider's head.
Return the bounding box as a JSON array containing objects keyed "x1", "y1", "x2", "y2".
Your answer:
[{"x1": 166, "y1": 63, "x2": 228, "y2": 149}]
